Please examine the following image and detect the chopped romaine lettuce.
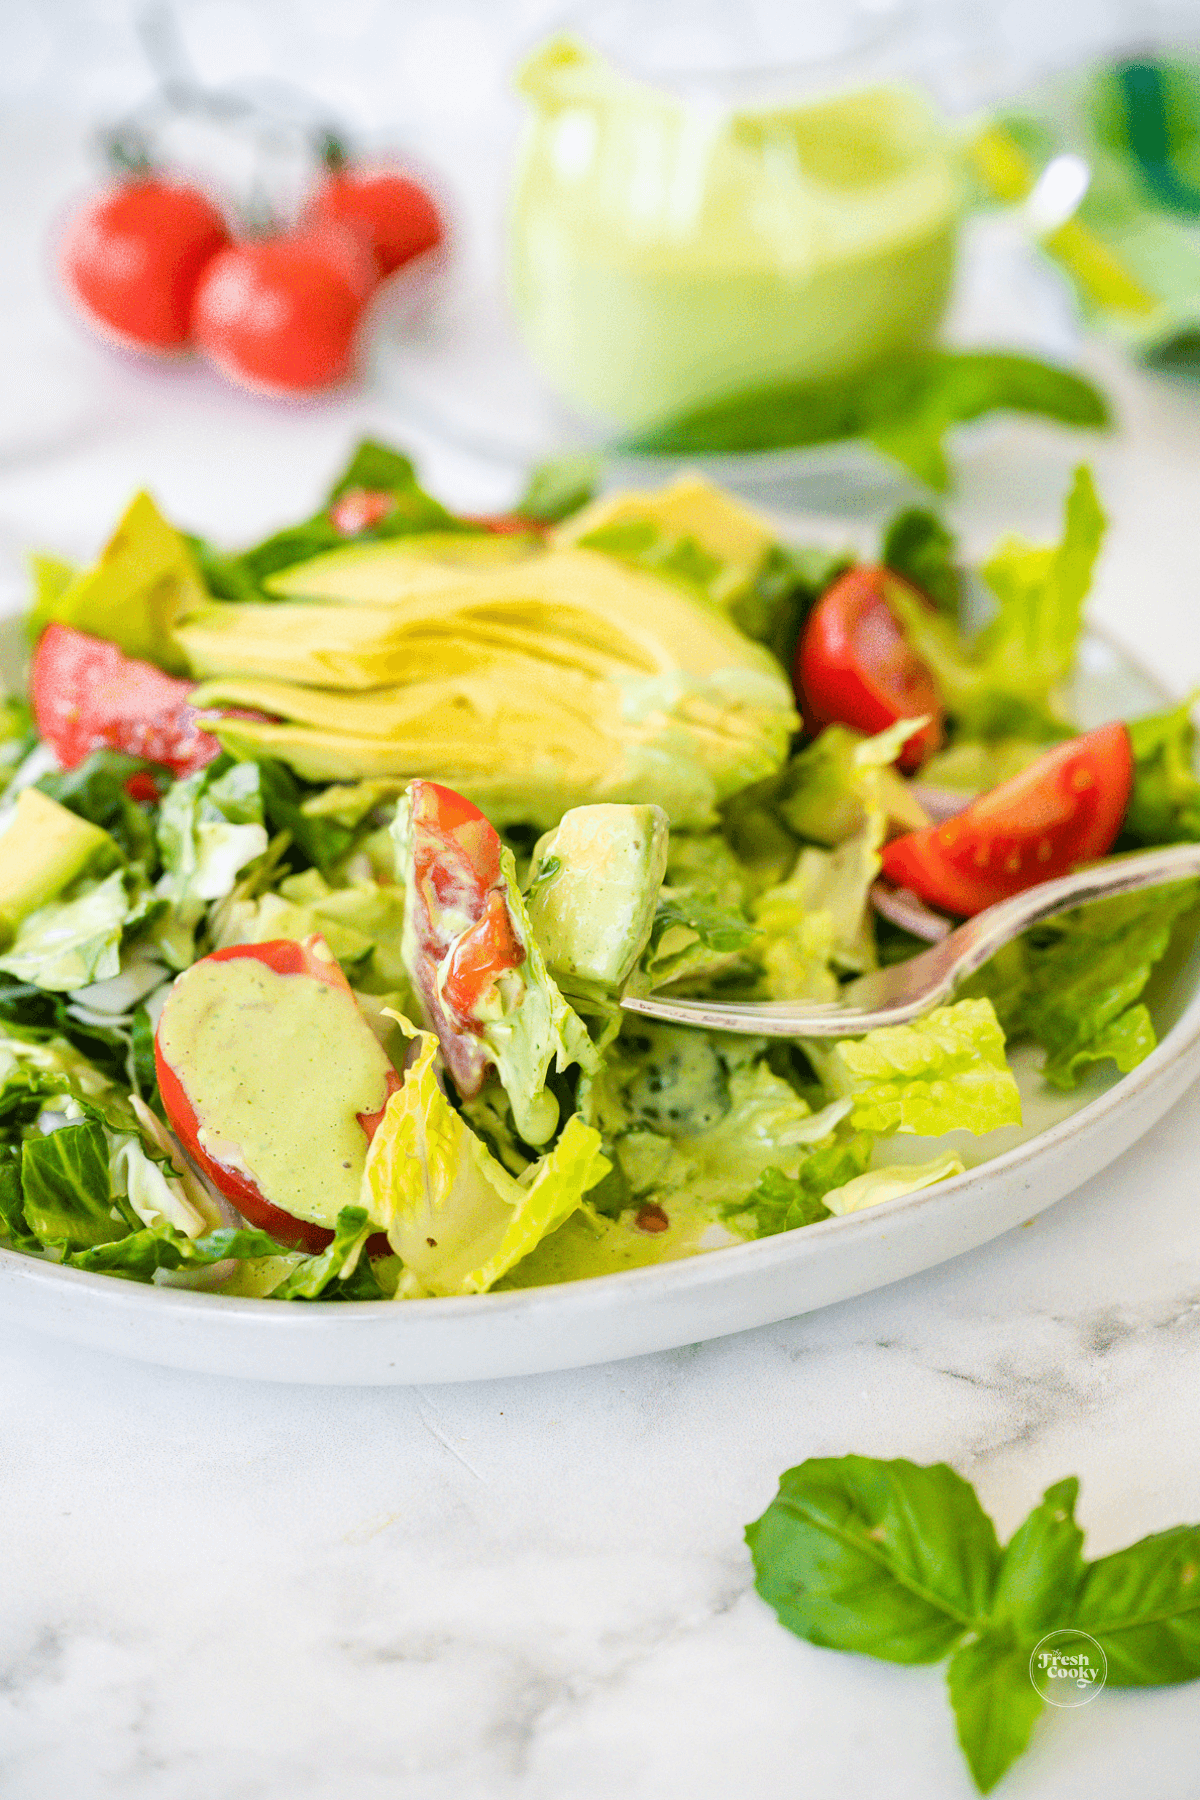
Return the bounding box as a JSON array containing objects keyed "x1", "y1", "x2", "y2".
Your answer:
[
  {"x1": 881, "y1": 508, "x2": 961, "y2": 615},
  {"x1": 823, "y1": 1150, "x2": 967, "y2": 1215},
  {"x1": 362, "y1": 1021, "x2": 609, "y2": 1295},
  {"x1": 810, "y1": 999, "x2": 1022, "y2": 1136},
  {"x1": 885, "y1": 467, "x2": 1104, "y2": 727},
  {"x1": 0, "y1": 868, "x2": 132, "y2": 992},
  {"x1": 726, "y1": 1134, "x2": 874, "y2": 1236},
  {"x1": 963, "y1": 884, "x2": 1198, "y2": 1088},
  {"x1": 156, "y1": 761, "x2": 268, "y2": 905},
  {"x1": 1122, "y1": 700, "x2": 1200, "y2": 847}
]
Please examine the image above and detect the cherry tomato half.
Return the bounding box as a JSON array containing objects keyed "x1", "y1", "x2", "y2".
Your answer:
[
  {"x1": 307, "y1": 168, "x2": 443, "y2": 277},
  {"x1": 191, "y1": 226, "x2": 377, "y2": 394},
  {"x1": 30, "y1": 623, "x2": 221, "y2": 776},
  {"x1": 155, "y1": 938, "x2": 401, "y2": 1254},
  {"x1": 880, "y1": 723, "x2": 1134, "y2": 916},
  {"x1": 60, "y1": 178, "x2": 230, "y2": 352},
  {"x1": 402, "y1": 781, "x2": 525, "y2": 1098},
  {"x1": 795, "y1": 565, "x2": 944, "y2": 772}
]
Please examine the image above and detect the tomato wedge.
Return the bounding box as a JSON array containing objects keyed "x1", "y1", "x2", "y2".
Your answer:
[
  {"x1": 402, "y1": 780, "x2": 525, "y2": 1097},
  {"x1": 155, "y1": 937, "x2": 401, "y2": 1254},
  {"x1": 795, "y1": 565, "x2": 944, "y2": 771},
  {"x1": 31, "y1": 623, "x2": 221, "y2": 777},
  {"x1": 880, "y1": 724, "x2": 1134, "y2": 916}
]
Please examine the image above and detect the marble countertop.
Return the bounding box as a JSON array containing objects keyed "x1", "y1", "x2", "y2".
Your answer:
[{"x1": 2, "y1": 76, "x2": 1200, "y2": 1800}]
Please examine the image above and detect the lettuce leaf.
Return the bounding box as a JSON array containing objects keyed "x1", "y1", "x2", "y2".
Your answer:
[
  {"x1": 963, "y1": 885, "x2": 1198, "y2": 1088},
  {"x1": 20, "y1": 1115, "x2": 129, "y2": 1250},
  {"x1": 728, "y1": 1134, "x2": 874, "y2": 1236},
  {"x1": 885, "y1": 467, "x2": 1104, "y2": 724},
  {"x1": 362, "y1": 1023, "x2": 609, "y2": 1295},
  {"x1": 37, "y1": 749, "x2": 160, "y2": 867},
  {"x1": 881, "y1": 509, "x2": 961, "y2": 615},
  {"x1": 156, "y1": 760, "x2": 267, "y2": 905},
  {"x1": 823, "y1": 1151, "x2": 967, "y2": 1215},
  {"x1": 0, "y1": 868, "x2": 131, "y2": 992},
  {"x1": 811, "y1": 999, "x2": 1022, "y2": 1136},
  {"x1": 1122, "y1": 700, "x2": 1200, "y2": 847}
]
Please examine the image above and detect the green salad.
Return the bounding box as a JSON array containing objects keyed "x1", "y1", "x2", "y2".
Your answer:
[{"x1": 0, "y1": 442, "x2": 1196, "y2": 1303}]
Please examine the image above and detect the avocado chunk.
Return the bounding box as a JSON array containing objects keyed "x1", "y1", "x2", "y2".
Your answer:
[
  {"x1": 0, "y1": 788, "x2": 121, "y2": 942},
  {"x1": 30, "y1": 492, "x2": 206, "y2": 674},
  {"x1": 264, "y1": 531, "x2": 541, "y2": 602},
  {"x1": 527, "y1": 803, "x2": 669, "y2": 998}
]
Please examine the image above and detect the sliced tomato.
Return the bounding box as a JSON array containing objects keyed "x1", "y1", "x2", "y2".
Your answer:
[
  {"x1": 329, "y1": 487, "x2": 396, "y2": 536},
  {"x1": 30, "y1": 623, "x2": 220, "y2": 776},
  {"x1": 880, "y1": 724, "x2": 1134, "y2": 916},
  {"x1": 155, "y1": 936, "x2": 401, "y2": 1255},
  {"x1": 402, "y1": 780, "x2": 525, "y2": 1097},
  {"x1": 795, "y1": 565, "x2": 944, "y2": 772}
]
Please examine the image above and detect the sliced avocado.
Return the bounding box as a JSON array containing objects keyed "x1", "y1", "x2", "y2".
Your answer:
[
  {"x1": 175, "y1": 602, "x2": 420, "y2": 689},
  {"x1": 0, "y1": 788, "x2": 120, "y2": 942},
  {"x1": 265, "y1": 531, "x2": 541, "y2": 602},
  {"x1": 30, "y1": 493, "x2": 206, "y2": 674},
  {"x1": 554, "y1": 475, "x2": 776, "y2": 597},
  {"x1": 527, "y1": 804, "x2": 669, "y2": 997}
]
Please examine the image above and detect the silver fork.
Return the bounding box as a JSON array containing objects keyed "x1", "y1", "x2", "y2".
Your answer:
[{"x1": 621, "y1": 844, "x2": 1200, "y2": 1038}]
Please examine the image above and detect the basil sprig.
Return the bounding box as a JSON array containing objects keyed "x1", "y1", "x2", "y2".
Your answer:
[{"x1": 747, "y1": 1456, "x2": 1200, "y2": 1791}]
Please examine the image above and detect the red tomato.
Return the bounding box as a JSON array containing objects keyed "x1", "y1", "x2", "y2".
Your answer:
[
  {"x1": 329, "y1": 488, "x2": 396, "y2": 535},
  {"x1": 30, "y1": 623, "x2": 221, "y2": 776},
  {"x1": 191, "y1": 227, "x2": 377, "y2": 394},
  {"x1": 59, "y1": 178, "x2": 229, "y2": 352},
  {"x1": 795, "y1": 566, "x2": 944, "y2": 772},
  {"x1": 155, "y1": 937, "x2": 401, "y2": 1254},
  {"x1": 403, "y1": 780, "x2": 524, "y2": 1098},
  {"x1": 460, "y1": 514, "x2": 547, "y2": 536},
  {"x1": 880, "y1": 724, "x2": 1134, "y2": 916},
  {"x1": 308, "y1": 168, "x2": 443, "y2": 276}
]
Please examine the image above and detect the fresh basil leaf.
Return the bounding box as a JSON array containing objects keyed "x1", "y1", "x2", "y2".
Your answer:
[
  {"x1": 517, "y1": 453, "x2": 599, "y2": 524},
  {"x1": 746, "y1": 1456, "x2": 1000, "y2": 1663},
  {"x1": 269, "y1": 1205, "x2": 380, "y2": 1301},
  {"x1": 1122, "y1": 700, "x2": 1200, "y2": 847},
  {"x1": 992, "y1": 1477, "x2": 1086, "y2": 1636},
  {"x1": 1072, "y1": 1524, "x2": 1200, "y2": 1685},
  {"x1": 37, "y1": 749, "x2": 161, "y2": 866},
  {"x1": 21, "y1": 1117, "x2": 129, "y2": 1250},
  {"x1": 255, "y1": 758, "x2": 357, "y2": 875},
  {"x1": 881, "y1": 508, "x2": 961, "y2": 615},
  {"x1": 947, "y1": 1619, "x2": 1045, "y2": 1794},
  {"x1": 622, "y1": 352, "x2": 1108, "y2": 490}
]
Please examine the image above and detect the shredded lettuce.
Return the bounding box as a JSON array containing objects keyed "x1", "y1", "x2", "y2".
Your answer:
[
  {"x1": 156, "y1": 761, "x2": 268, "y2": 905},
  {"x1": 810, "y1": 999, "x2": 1022, "y2": 1136},
  {"x1": 362, "y1": 1022, "x2": 609, "y2": 1295},
  {"x1": 0, "y1": 869, "x2": 131, "y2": 992}
]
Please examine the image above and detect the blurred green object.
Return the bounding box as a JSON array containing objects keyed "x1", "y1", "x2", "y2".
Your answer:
[{"x1": 972, "y1": 54, "x2": 1200, "y2": 368}]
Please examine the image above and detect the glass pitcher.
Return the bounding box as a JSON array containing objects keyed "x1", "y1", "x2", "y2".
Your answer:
[{"x1": 509, "y1": 3, "x2": 962, "y2": 434}]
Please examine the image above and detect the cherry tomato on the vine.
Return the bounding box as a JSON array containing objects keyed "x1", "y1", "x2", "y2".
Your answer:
[
  {"x1": 308, "y1": 167, "x2": 443, "y2": 276},
  {"x1": 60, "y1": 178, "x2": 230, "y2": 352},
  {"x1": 191, "y1": 226, "x2": 377, "y2": 393}
]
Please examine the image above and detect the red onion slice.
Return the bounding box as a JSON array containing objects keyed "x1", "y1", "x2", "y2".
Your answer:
[
  {"x1": 870, "y1": 881, "x2": 953, "y2": 943},
  {"x1": 909, "y1": 784, "x2": 977, "y2": 824}
]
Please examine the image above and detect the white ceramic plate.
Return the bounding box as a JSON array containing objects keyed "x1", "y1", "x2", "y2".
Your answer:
[{"x1": 0, "y1": 623, "x2": 1195, "y2": 1385}]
